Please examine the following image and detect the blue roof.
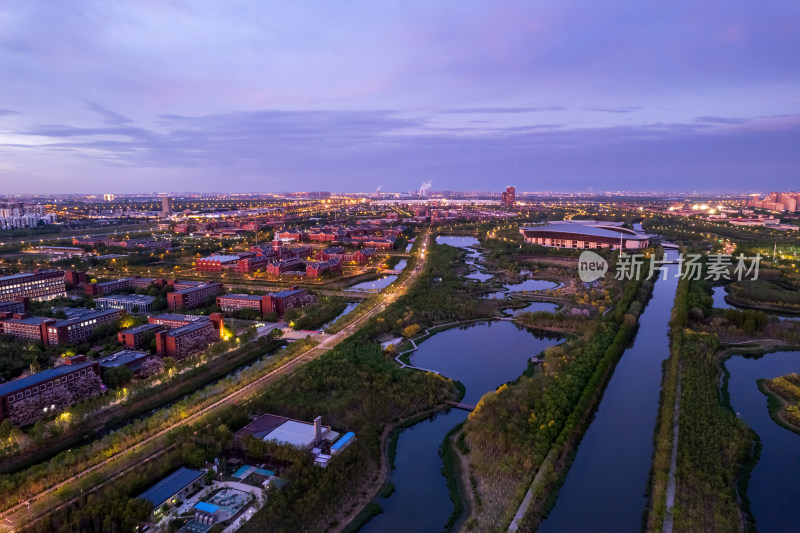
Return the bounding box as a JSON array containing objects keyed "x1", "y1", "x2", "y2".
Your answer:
[
  {"x1": 0, "y1": 362, "x2": 95, "y2": 397},
  {"x1": 97, "y1": 350, "x2": 151, "y2": 368},
  {"x1": 137, "y1": 467, "x2": 204, "y2": 506},
  {"x1": 272, "y1": 289, "x2": 304, "y2": 298},
  {"x1": 232, "y1": 465, "x2": 251, "y2": 479},
  {"x1": 194, "y1": 501, "x2": 220, "y2": 514},
  {"x1": 331, "y1": 432, "x2": 355, "y2": 451}
]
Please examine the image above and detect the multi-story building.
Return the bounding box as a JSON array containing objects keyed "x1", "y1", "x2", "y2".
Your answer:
[
  {"x1": 501, "y1": 186, "x2": 516, "y2": 207},
  {"x1": 275, "y1": 229, "x2": 309, "y2": 241},
  {"x1": 84, "y1": 277, "x2": 134, "y2": 297},
  {"x1": 0, "y1": 316, "x2": 54, "y2": 343},
  {"x1": 0, "y1": 298, "x2": 27, "y2": 315},
  {"x1": 162, "y1": 196, "x2": 173, "y2": 216},
  {"x1": 97, "y1": 350, "x2": 156, "y2": 377},
  {"x1": 118, "y1": 322, "x2": 167, "y2": 349},
  {"x1": 236, "y1": 254, "x2": 273, "y2": 273},
  {"x1": 155, "y1": 320, "x2": 219, "y2": 359},
  {"x1": 306, "y1": 258, "x2": 342, "y2": 278},
  {"x1": 195, "y1": 253, "x2": 258, "y2": 272},
  {"x1": 148, "y1": 312, "x2": 223, "y2": 332},
  {"x1": 45, "y1": 309, "x2": 124, "y2": 345},
  {"x1": 266, "y1": 257, "x2": 306, "y2": 275},
  {"x1": 270, "y1": 289, "x2": 313, "y2": 316},
  {"x1": 0, "y1": 359, "x2": 101, "y2": 423},
  {"x1": 315, "y1": 247, "x2": 376, "y2": 265},
  {"x1": 216, "y1": 294, "x2": 273, "y2": 315},
  {"x1": 95, "y1": 294, "x2": 155, "y2": 314},
  {"x1": 167, "y1": 282, "x2": 223, "y2": 310},
  {"x1": 64, "y1": 270, "x2": 87, "y2": 286},
  {"x1": 0, "y1": 270, "x2": 66, "y2": 302}
]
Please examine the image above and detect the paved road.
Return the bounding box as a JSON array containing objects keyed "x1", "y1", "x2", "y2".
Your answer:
[{"x1": 0, "y1": 231, "x2": 430, "y2": 532}]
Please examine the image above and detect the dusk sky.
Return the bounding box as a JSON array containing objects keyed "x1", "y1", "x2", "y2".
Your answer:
[{"x1": 1, "y1": 1, "x2": 798, "y2": 194}]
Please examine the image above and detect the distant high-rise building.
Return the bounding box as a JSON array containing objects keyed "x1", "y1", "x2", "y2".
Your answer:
[
  {"x1": 103, "y1": 194, "x2": 115, "y2": 201},
  {"x1": 501, "y1": 186, "x2": 516, "y2": 207},
  {"x1": 161, "y1": 196, "x2": 173, "y2": 216}
]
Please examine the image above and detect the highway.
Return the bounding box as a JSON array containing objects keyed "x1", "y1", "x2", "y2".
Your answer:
[{"x1": 0, "y1": 231, "x2": 429, "y2": 532}]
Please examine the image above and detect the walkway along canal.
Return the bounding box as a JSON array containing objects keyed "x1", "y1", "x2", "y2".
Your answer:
[{"x1": 536, "y1": 252, "x2": 680, "y2": 533}]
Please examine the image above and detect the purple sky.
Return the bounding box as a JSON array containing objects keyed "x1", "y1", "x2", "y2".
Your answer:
[{"x1": 1, "y1": 1, "x2": 799, "y2": 194}]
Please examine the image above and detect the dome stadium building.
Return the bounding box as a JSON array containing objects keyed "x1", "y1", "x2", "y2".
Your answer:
[{"x1": 519, "y1": 220, "x2": 652, "y2": 251}]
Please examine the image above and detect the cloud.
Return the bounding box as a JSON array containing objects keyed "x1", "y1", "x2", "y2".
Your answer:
[
  {"x1": 85, "y1": 102, "x2": 133, "y2": 125},
  {"x1": 695, "y1": 116, "x2": 746, "y2": 125},
  {"x1": 584, "y1": 106, "x2": 644, "y2": 114},
  {"x1": 0, "y1": 109, "x2": 21, "y2": 116},
  {"x1": 444, "y1": 106, "x2": 565, "y2": 114},
  {"x1": 2, "y1": 108, "x2": 797, "y2": 193}
]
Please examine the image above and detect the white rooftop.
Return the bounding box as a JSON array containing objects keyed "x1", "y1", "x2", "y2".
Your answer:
[{"x1": 263, "y1": 420, "x2": 322, "y2": 448}]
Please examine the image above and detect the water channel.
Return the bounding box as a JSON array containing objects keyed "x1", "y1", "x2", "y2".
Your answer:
[
  {"x1": 361, "y1": 321, "x2": 565, "y2": 533},
  {"x1": 725, "y1": 350, "x2": 800, "y2": 532},
  {"x1": 538, "y1": 251, "x2": 680, "y2": 533}
]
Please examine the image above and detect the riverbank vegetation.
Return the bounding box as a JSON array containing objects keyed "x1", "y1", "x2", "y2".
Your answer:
[
  {"x1": 726, "y1": 279, "x2": 800, "y2": 315},
  {"x1": 761, "y1": 374, "x2": 800, "y2": 433},
  {"x1": 646, "y1": 273, "x2": 756, "y2": 532},
  {"x1": 463, "y1": 266, "x2": 655, "y2": 530}
]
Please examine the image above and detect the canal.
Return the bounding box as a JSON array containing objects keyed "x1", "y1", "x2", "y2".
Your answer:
[
  {"x1": 726, "y1": 350, "x2": 800, "y2": 532},
  {"x1": 537, "y1": 252, "x2": 680, "y2": 533}
]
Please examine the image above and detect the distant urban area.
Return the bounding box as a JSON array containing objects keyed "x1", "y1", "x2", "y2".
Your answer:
[{"x1": 0, "y1": 188, "x2": 798, "y2": 532}]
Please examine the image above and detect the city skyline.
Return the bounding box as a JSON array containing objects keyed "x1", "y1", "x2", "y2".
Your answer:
[{"x1": 1, "y1": 1, "x2": 799, "y2": 193}]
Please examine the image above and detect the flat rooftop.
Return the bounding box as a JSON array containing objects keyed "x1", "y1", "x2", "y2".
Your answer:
[
  {"x1": 97, "y1": 350, "x2": 151, "y2": 368},
  {"x1": 137, "y1": 467, "x2": 204, "y2": 507},
  {"x1": 121, "y1": 322, "x2": 165, "y2": 334},
  {"x1": 219, "y1": 293, "x2": 262, "y2": 301},
  {"x1": 263, "y1": 420, "x2": 321, "y2": 448},
  {"x1": 0, "y1": 361, "x2": 96, "y2": 397},
  {"x1": 95, "y1": 294, "x2": 155, "y2": 303},
  {"x1": 0, "y1": 316, "x2": 52, "y2": 326}
]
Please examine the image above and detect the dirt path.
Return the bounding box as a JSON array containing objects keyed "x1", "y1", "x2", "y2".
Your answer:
[{"x1": 663, "y1": 363, "x2": 682, "y2": 533}]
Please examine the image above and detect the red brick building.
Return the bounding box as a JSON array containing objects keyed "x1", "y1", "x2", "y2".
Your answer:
[
  {"x1": 275, "y1": 229, "x2": 308, "y2": 241},
  {"x1": 0, "y1": 359, "x2": 101, "y2": 424},
  {"x1": 236, "y1": 254, "x2": 273, "y2": 273},
  {"x1": 306, "y1": 258, "x2": 342, "y2": 278},
  {"x1": 167, "y1": 282, "x2": 223, "y2": 310},
  {"x1": 148, "y1": 312, "x2": 223, "y2": 332},
  {"x1": 216, "y1": 294, "x2": 273, "y2": 315},
  {"x1": 0, "y1": 315, "x2": 54, "y2": 343},
  {"x1": 83, "y1": 276, "x2": 166, "y2": 297},
  {"x1": 0, "y1": 270, "x2": 66, "y2": 302},
  {"x1": 269, "y1": 288, "x2": 314, "y2": 316},
  {"x1": 315, "y1": 247, "x2": 377, "y2": 265},
  {"x1": 64, "y1": 270, "x2": 87, "y2": 286},
  {"x1": 0, "y1": 298, "x2": 27, "y2": 315},
  {"x1": 155, "y1": 320, "x2": 219, "y2": 360},
  {"x1": 44, "y1": 309, "x2": 124, "y2": 345},
  {"x1": 118, "y1": 322, "x2": 167, "y2": 349},
  {"x1": 266, "y1": 257, "x2": 305, "y2": 276}
]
